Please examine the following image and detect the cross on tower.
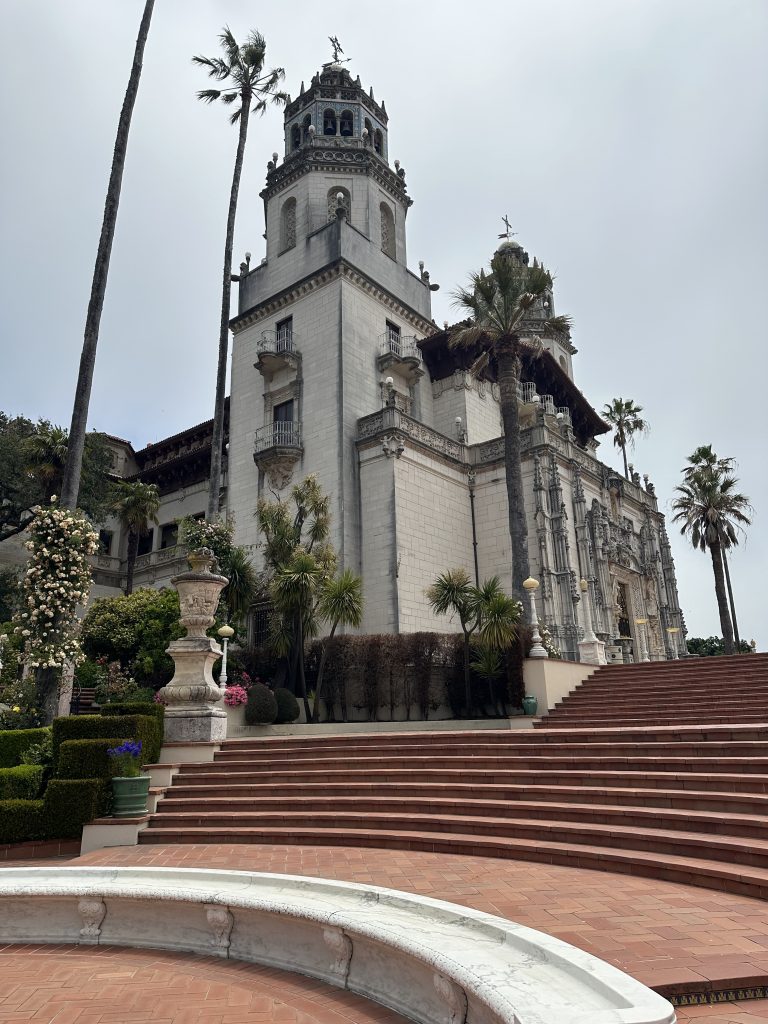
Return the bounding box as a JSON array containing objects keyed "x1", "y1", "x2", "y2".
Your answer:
[{"x1": 498, "y1": 214, "x2": 517, "y2": 240}]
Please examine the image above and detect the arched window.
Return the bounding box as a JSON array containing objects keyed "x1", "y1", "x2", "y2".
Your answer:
[
  {"x1": 302, "y1": 114, "x2": 312, "y2": 144},
  {"x1": 323, "y1": 108, "x2": 337, "y2": 135},
  {"x1": 281, "y1": 197, "x2": 297, "y2": 251},
  {"x1": 340, "y1": 109, "x2": 354, "y2": 136},
  {"x1": 290, "y1": 124, "x2": 301, "y2": 150},
  {"x1": 327, "y1": 187, "x2": 351, "y2": 223},
  {"x1": 364, "y1": 118, "x2": 373, "y2": 144},
  {"x1": 380, "y1": 202, "x2": 395, "y2": 259},
  {"x1": 373, "y1": 129, "x2": 383, "y2": 155},
  {"x1": 559, "y1": 355, "x2": 567, "y2": 371}
]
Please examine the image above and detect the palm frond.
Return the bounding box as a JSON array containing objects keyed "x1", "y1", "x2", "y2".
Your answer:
[
  {"x1": 191, "y1": 55, "x2": 230, "y2": 79},
  {"x1": 196, "y1": 88, "x2": 222, "y2": 104}
]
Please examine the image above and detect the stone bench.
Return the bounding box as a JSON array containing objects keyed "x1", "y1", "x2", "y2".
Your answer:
[{"x1": 0, "y1": 866, "x2": 675, "y2": 1024}]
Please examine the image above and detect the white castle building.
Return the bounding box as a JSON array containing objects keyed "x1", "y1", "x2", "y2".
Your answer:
[{"x1": 5, "y1": 61, "x2": 685, "y2": 662}]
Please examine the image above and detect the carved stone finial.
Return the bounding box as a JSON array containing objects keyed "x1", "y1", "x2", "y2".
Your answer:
[
  {"x1": 78, "y1": 897, "x2": 106, "y2": 944},
  {"x1": 206, "y1": 904, "x2": 234, "y2": 955}
]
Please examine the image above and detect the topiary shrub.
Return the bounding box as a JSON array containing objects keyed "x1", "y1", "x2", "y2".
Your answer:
[
  {"x1": 0, "y1": 799, "x2": 44, "y2": 843},
  {"x1": 0, "y1": 765, "x2": 43, "y2": 800},
  {"x1": 274, "y1": 687, "x2": 299, "y2": 724},
  {"x1": 245, "y1": 683, "x2": 278, "y2": 725},
  {"x1": 43, "y1": 779, "x2": 105, "y2": 837},
  {"x1": 52, "y1": 714, "x2": 160, "y2": 767},
  {"x1": 0, "y1": 728, "x2": 51, "y2": 768},
  {"x1": 99, "y1": 701, "x2": 164, "y2": 725},
  {"x1": 57, "y1": 739, "x2": 126, "y2": 781}
]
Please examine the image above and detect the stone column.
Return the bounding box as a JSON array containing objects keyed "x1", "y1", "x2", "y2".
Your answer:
[
  {"x1": 157, "y1": 548, "x2": 228, "y2": 743},
  {"x1": 577, "y1": 578, "x2": 606, "y2": 665}
]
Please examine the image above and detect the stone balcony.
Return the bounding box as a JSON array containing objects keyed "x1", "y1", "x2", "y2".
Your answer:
[
  {"x1": 377, "y1": 330, "x2": 423, "y2": 381},
  {"x1": 255, "y1": 330, "x2": 301, "y2": 379},
  {"x1": 253, "y1": 422, "x2": 304, "y2": 489}
]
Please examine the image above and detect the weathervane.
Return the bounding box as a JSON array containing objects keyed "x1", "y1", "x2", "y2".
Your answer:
[
  {"x1": 498, "y1": 214, "x2": 517, "y2": 241},
  {"x1": 324, "y1": 36, "x2": 351, "y2": 68}
]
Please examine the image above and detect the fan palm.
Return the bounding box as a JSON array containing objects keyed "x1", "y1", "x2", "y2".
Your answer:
[
  {"x1": 60, "y1": 1, "x2": 155, "y2": 510},
  {"x1": 672, "y1": 469, "x2": 751, "y2": 655},
  {"x1": 221, "y1": 544, "x2": 259, "y2": 628},
  {"x1": 451, "y1": 251, "x2": 571, "y2": 612},
  {"x1": 681, "y1": 446, "x2": 749, "y2": 651},
  {"x1": 602, "y1": 398, "x2": 649, "y2": 480},
  {"x1": 312, "y1": 569, "x2": 364, "y2": 722},
  {"x1": 194, "y1": 28, "x2": 285, "y2": 521},
  {"x1": 26, "y1": 424, "x2": 69, "y2": 501},
  {"x1": 112, "y1": 481, "x2": 160, "y2": 595},
  {"x1": 270, "y1": 550, "x2": 323, "y2": 720}
]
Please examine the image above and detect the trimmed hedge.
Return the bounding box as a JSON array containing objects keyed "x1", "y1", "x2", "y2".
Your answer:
[
  {"x1": 100, "y1": 701, "x2": 164, "y2": 725},
  {"x1": 57, "y1": 739, "x2": 126, "y2": 781},
  {"x1": 0, "y1": 728, "x2": 51, "y2": 768},
  {"x1": 245, "y1": 683, "x2": 278, "y2": 725},
  {"x1": 274, "y1": 687, "x2": 299, "y2": 724},
  {"x1": 0, "y1": 799, "x2": 45, "y2": 843},
  {"x1": 0, "y1": 765, "x2": 44, "y2": 800},
  {"x1": 43, "y1": 779, "x2": 106, "y2": 838},
  {"x1": 52, "y1": 714, "x2": 160, "y2": 767}
]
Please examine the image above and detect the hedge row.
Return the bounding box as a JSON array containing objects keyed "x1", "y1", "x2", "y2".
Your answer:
[
  {"x1": 0, "y1": 728, "x2": 50, "y2": 768},
  {"x1": 0, "y1": 765, "x2": 44, "y2": 800},
  {"x1": 99, "y1": 701, "x2": 164, "y2": 725},
  {"x1": 52, "y1": 713, "x2": 161, "y2": 767},
  {"x1": 0, "y1": 779, "x2": 106, "y2": 844},
  {"x1": 57, "y1": 739, "x2": 126, "y2": 781}
]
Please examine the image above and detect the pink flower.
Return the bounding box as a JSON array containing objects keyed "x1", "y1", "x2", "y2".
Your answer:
[{"x1": 224, "y1": 684, "x2": 249, "y2": 707}]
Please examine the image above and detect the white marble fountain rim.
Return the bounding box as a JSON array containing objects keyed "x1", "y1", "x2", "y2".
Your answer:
[{"x1": 0, "y1": 866, "x2": 675, "y2": 1024}]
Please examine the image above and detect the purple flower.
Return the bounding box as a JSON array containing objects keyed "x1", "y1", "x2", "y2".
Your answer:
[{"x1": 107, "y1": 740, "x2": 142, "y2": 759}]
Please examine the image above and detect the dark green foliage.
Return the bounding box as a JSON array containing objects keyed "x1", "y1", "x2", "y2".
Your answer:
[
  {"x1": 0, "y1": 728, "x2": 51, "y2": 768},
  {"x1": 80, "y1": 588, "x2": 183, "y2": 687},
  {"x1": 0, "y1": 765, "x2": 44, "y2": 799},
  {"x1": 244, "y1": 683, "x2": 278, "y2": 725},
  {"x1": 0, "y1": 799, "x2": 44, "y2": 843},
  {"x1": 100, "y1": 701, "x2": 164, "y2": 724},
  {"x1": 43, "y1": 779, "x2": 106, "y2": 837},
  {"x1": 57, "y1": 739, "x2": 126, "y2": 780},
  {"x1": 0, "y1": 571, "x2": 20, "y2": 621},
  {"x1": 274, "y1": 687, "x2": 299, "y2": 724},
  {"x1": 52, "y1": 714, "x2": 160, "y2": 767},
  {"x1": 410, "y1": 632, "x2": 441, "y2": 720},
  {"x1": 687, "y1": 636, "x2": 754, "y2": 657}
]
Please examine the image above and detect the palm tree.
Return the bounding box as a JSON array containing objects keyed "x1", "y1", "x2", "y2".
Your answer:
[
  {"x1": 221, "y1": 544, "x2": 259, "y2": 629},
  {"x1": 112, "y1": 481, "x2": 160, "y2": 595},
  {"x1": 193, "y1": 28, "x2": 285, "y2": 522},
  {"x1": 25, "y1": 424, "x2": 69, "y2": 501},
  {"x1": 682, "y1": 446, "x2": 749, "y2": 650},
  {"x1": 60, "y1": 1, "x2": 155, "y2": 510},
  {"x1": 672, "y1": 469, "x2": 751, "y2": 655},
  {"x1": 270, "y1": 550, "x2": 324, "y2": 721},
  {"x1": 602, "y1": 398, "x2": 649, "y2": 480},
  {"x1": 312, "y1": 569, "x2": 364, "y2": 723},
  {"x1": 452, "y1": 251, "x2": 571, "y2": 611}
]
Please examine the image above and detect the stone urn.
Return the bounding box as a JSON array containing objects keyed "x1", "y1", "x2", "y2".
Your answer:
[{"x1": 156, "y1": 548, "x2": 229, "y2": 743}]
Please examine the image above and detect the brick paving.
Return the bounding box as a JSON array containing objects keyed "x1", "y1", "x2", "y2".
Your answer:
[
  {"x1": 0, "y1": 945, "x2": 407, "y2": 1024},
  {"x1": 676, "y1": 1002, "x2": 768, "y2": 1022}
]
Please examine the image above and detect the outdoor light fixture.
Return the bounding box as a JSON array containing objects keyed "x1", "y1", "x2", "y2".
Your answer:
[
  {"x1": 217, "y1": 624, "x2": 235, "y2": 689},
  {"x1": 522, "y1": 577, "x2": 548, "y2": 659}
]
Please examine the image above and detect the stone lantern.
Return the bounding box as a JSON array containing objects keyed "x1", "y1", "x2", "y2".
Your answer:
[{"x1": 157, "y1": 548, "x2": 228, "y2": 743}]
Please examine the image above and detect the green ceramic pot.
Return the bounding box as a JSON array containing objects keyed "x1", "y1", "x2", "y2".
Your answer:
[
  {"x1": 111, "y1": 775, "x2": 150, "y2": 817},
  {"x1": 521, "y1": 695, "x2": 538, "y2": 717}
]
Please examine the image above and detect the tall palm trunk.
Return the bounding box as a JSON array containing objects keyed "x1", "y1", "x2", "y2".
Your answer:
[
  {"x1": 60, "y1": 0, "x2": 155, "y2": 510},
  {"x1": 125, "y1": 531, "x2": 139, "y2": 596},
  {"x1": 620, "y1": 438, "x2": 629, "y2": 480},
  {"x1": 312, "y1": 621, "x2": 338, "y2": 723},
  {"x1": 207, "y1": 85, "x2": 252, "y2": 521},
  {"x1": 296, "y1": 607, "x2": 311, "y2": 721},
  {"x1": 721, "y1": 549, "x2": 741, "y2": 650},
  {"x1": 709, "y1": 539, "x2": 735, "y2": 654},
  {"x1": 496, "y1": 337, "x2": 530, "y2": 612}
]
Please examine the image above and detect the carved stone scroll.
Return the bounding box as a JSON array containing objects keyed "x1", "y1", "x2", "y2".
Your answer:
[
  {"x1": 323, "y1": 925, "x2": 353, "y2": 984},
  {"x1": 77, "y1": 896, "x2": 106, "y2": 944},
  {"x1": 206, "y1": 904, "x2": 234, "y2": 954}
]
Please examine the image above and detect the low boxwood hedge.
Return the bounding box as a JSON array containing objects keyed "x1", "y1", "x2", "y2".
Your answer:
[
  {"x1": 99, "y1": 701, "x2": 164, "y2": 725},
  {"x1": 57, "y1": 739, "x2": 126, "y2": 781},
  {"x1": 0, "y1": 799, "x2": 45, "y2": 844},
  {"x1": 274, "y1": 687, "x2": 300, "y2": 724},
  {"x1": 52, "y1": 713, "x2": 160, "y2": 767},
  {"x1": 0, "y1": 765, "x2": 44, "y2": 800},
  {"x1": 0, "y1": 728, "x2": 51, "y2": 768},
  {"x1": 43, "y1": 779, "x2": 106, "y2": 837}
]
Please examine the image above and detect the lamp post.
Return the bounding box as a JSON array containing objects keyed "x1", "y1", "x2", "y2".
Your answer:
[
  {"x1": 579, "y1": 579, "x2": 597, "y2": 642},
  {"x1": 634, "y1": 618, "x2": 650, "y2": 662},
  {"x1": 217, "y1": 624, "x2": 235, "y2": 689},
  {"x1": 522, "y1": 577, "x2": 548, "y2": 659},
  {"x1": 666, "y1": 626, "x2": 681, "y2": 660}
]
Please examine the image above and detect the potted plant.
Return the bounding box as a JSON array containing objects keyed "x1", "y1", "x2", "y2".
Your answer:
[
  {"x1": 521, "y1": 694, "x2": 538, "y2": 717},
  {"x1": 107, "y1": 740, "x2": 149, "y2": 817}
]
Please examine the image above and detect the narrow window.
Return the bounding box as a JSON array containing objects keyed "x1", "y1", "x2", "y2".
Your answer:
[
  {"x1": 374, "y1": 128, "x2": 383, "y2": 155},
  {"x1": 340, "y1": 109, "x2": 354, "y2": 136},
  {"x1": 327, "y1": 186, "x2": 351, "y2": 223},
  {"x1": 137, "y1": 529, "x2": 154, "y2": 557},
  {"x1": 273, "y1": 400, "x2": 295, "y2": 445},
  {"x1": 281, "y1": 197, "x2": 297, "y2": 250},
  {"x1": 385, "y1": 320, "x2": 401, "y2": 356},
  {"x1": 302, "y1": 114, "x2": 312, "y2": 143},
  {"x1": 273, "y1": 399, "x2": 294, "y2": 423},
  {"x1": 160, "y1": 523, "x2": 178, "y2": 550},
  {"x1": 380, "y1": 202, "x2": 395, "y2": 259},
  {"x1": 98, "y1": 529, "x2": 113, "y2": 555},
  {"x1": 364, "y1": 117, "x2": 373, "y2": 142},
  {"x1": 559, "y1": 355, "x2": 567, "y2": 371},
  {"x1": 323, "y1": 108, "x2": 337, "y2": 135},
  {"x1": 290, "y1": 124, "x2": 301, "y2": 150},
  {"x1": 275, "y1": 316, "x2": 293, "y2": 351}
]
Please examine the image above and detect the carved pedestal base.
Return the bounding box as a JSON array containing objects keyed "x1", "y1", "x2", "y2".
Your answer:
[{"x1": 578, "y1": 638, "x2": 607, "y2": 666}]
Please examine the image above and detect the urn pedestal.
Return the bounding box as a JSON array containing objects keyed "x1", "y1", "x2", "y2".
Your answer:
[{"x1": 157, "y1": 549, "x2": 229, "y2": 744}]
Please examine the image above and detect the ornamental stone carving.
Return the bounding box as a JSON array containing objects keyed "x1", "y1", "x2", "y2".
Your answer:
[
  {"x1": 77, "y1": 896, "x2": 106, "y2": 943},
  {"x1": 323, "y1": 925, "x2": 353, "y2": 981},
  {"x1": 206, "y1": 904, "x2": 234, "y2": 954},
  {"x1": 432, "y1": 972, "x2": 468, "y2": 1024}
]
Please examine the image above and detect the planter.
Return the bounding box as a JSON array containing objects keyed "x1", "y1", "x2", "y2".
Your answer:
[
  {"x1": 111, "y1": 775, "x2": 150, "y2": 818},
  {"x1": 521, "y1": 695, "x2": 538, "y2": 717}
]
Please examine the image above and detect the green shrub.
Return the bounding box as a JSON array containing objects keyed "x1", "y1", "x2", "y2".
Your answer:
[
  {"x1": 0, "y1": 727, "x2": 51, "y2": 768},
  {"x1": 274, "y1": 687, "x2": 299, "y2": 724},
  {"x1": 0, "y1": 765, "x2": 44, "y2": 800},
  {"x1": 43, "y1": 779, "x2": 105, "y2": 837},
  {"x1": 0, "y1": 799, "x2": 44, "y2": 843},
  {"x1": 57, "y1": 739, "x2": 126, "y2": 781},
  {"x1": 100, "y1": 701, "x2": 164, "y2": 725},
  {"x1": 245, "y1": 683, "x2": 278, "y2": 725},
  {"x1": 52, "y1": 714, "x2": 160, "y2": 767}
]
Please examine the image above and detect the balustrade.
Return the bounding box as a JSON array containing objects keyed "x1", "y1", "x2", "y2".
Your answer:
[{"x1": 254, "y1": 421, "x2": 303, "y2": 453}]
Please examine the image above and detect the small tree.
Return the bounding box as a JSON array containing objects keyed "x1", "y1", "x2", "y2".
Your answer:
[
  {"x1": 312, "y1": 569, "x2": 363, "y2": 722},
  {"x1": 112, "y1": 481, "x2": 160, "y2": 595}
]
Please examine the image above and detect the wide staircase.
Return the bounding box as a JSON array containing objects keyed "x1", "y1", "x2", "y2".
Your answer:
[{"x1": 142, "y1": 653, "x2": 768, "y2": 898}]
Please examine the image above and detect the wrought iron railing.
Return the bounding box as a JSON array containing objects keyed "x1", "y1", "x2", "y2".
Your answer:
[
  {"x1": 517, "y1": 381, "x2": 538, "y2": 403},
  {"x1": 254, "y1": 422, "x2": 302, "y2": 453},
  {"x1": 379, "y1": 330, "x2": 420, "y2": 361},
  {"x1": 259, "y1": 328, "x2": 296, "y2": 354}
]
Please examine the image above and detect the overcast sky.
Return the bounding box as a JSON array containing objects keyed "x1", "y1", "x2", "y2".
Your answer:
[{"x1": 1, "y1": 0, "x2": 766, "y2": 647}]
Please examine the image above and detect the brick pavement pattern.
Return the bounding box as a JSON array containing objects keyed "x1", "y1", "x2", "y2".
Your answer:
[{"x1": 0, "y1": 945, "x2": 408, "y2": 1024}]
